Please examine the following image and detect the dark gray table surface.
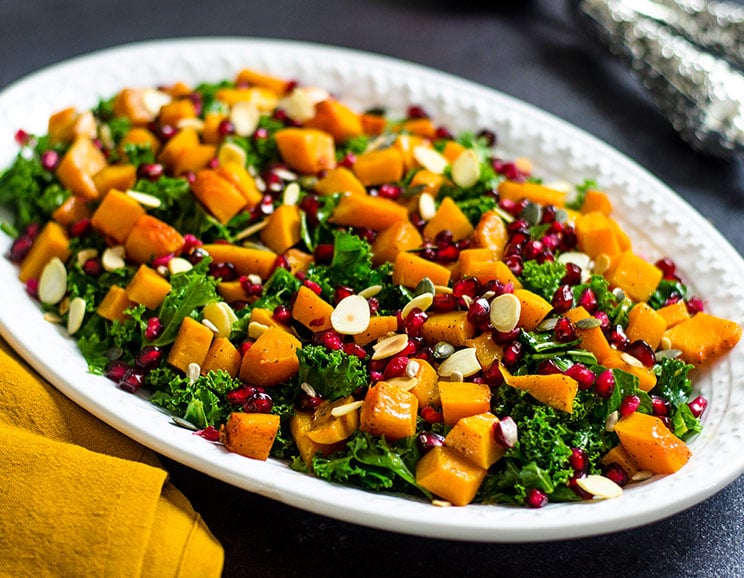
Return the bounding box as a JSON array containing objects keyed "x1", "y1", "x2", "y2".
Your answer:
[{"x1": 2, "y1": 1, "x2": 743, "y2": 576}]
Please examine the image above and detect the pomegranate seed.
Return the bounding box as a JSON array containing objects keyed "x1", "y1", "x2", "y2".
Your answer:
[
  {"x1": 493, "y1": 416, "x2": 518, "y2": 448},
  {"x1": 559, "y1": 227, "x2": 578, "y2": 251},
  {"x1": 523, "y1": 240, "x2": 544, "y2": 261},
  {"x1": 407, "y1": 105, "x2": 429, "y2": 119},
  {"x1": 507, "y1": 219, "x2": 529, "y2": 235},
  {"x1": 239, "y1": 276, "x2": 263, "y2": 297},
  {"x1": 651, "y1": 396, "x2": 669, "y2": 416},
  {"x1": 40, "y1": 150, "x2": 59, "y2": 171},
  {"x1": 655, "y1": 257, "x2": 677, "y2": 279},
  {"x1": 477, "y1": 128, "x2": 497, "y2": 147},
  {"x1": 664, "y1": 295, "x2": 682, "y2": 306},
  {"x1": 404, "y1": 308, "x2": 428, "y2": 337},
  {"x1": 369, "y1": 370, "x2": 383, "y2": 383},
  {"x1": 303, "y1": 279, "x2": 322, "y2": 295},
  {"x1": 482, "y1": 362, "x2": 506, "y2": 386},
  {"x1": 525, "y1": 488, "x2": 548, "y2": 508},
  {"x1": 137, "y1": 163, "x2": 164, "y2": 181},
  {"x1": 209, "y1": 261, "x2": 238, "y2": 281},
  {"x1": 384, "y1": 356, "x2": 410, "y2": 379},
  {"x1": 452, "y1": 277, "x2": 479, "y2": 300},
  {"x1": 25, "y1": 278, "x2": 39, "y2": 299},
  {"x1": 272, "y1": 304, "x2": 292, "y2": 324},
  {"x1": 377, "y1": 183, "x2": 401, "y2": 200},
  {"x1": 620, "y1": 394, "x2": 641, "y2": 417},
  {"x1": 435, "y1": 245, "x2": 459, "y2": 263},
  {"x1": 105, "y1": 360, "x2": 130, "y2": 382},
  {"x1": 498, "y1": 197, "x2": 524, "y2": 217},
  {"x1": 14, "y1": 128, "x2": 30, "y2": 145},
  {"x1": 688, "y1": 395, "x2": 708, "y2": 418},
  {"x1": 227, "y1": 385, "x2": 259, "y2": 405},
  {"x1": 156, "y1": 124, "x2": 177, "y2": 141},
  {"x1": 145, "y1": 317, "x2": 164, "y2": 340},
  {"x1": 604, "y1": 463, "x2": 629, "y2": 487},
  {"x1": 188, "y1": 247, "x2": 208, "y2": 265},
  {"x1": 537, "y1": 359, "x2": 562, "y2": 374},
  {"x1": 491, "y1": 327, "x2": 521, "y2": 345},
  {"x1": 502, "y1": 340, "x2": 524, "y2": 370},
  {"x1": 243, "y1": 392, "x2": 273, "y2": 413},
  {"x1": 318, "y1": 329, "x2": 343, "y2": 351},
  {"x1": 299, "y1": 194, "x2": 321, "y2": 225},
  {"x1": 607, "y1": 325, "x2": 630, "y2": 350},
  {"x1": 69, "y1": 218, "x2": 92, "y2": 238},
  {"x1": 541, "y1": 205, "x2": 557, "y2": 224},
  {"x1": 467, "y1": 298, "x2": 491, "y2": 328},
  {"x1": 151, "y1": 253, "x2": 173, "y2": 269},
  {"x1": 7, "y1": 234, "x2": 34, "y2": 263},
  {"x1": 569, "y1": 447, "x2": 587, "y2": 473},
  {"x1": 239, "y1": 341, "x2": 254, "y2": 356},
  {"x1": 217, "y1": 119, "x2": 235, "y2": 137},
  {"x1": 625, "y1": 340, "x2": 656, "y2": 368},
  {"x1": 568, "y1": 475, "x2": 593, "y2": 500},
  {"x1": 417, "y1": 430, "x2": 445, "y2": 451},
  {"x1": 118, "y1": 368, "x2": 146, "y2": 393},
  {"x1": 299, "y1": 394, "x2": 323, "y2": 411},
  {"x1": 594, "y1": 369, "x2": 615, "y2": 398},
  {"x1": 434, "y1": 126, "x2": 454, "y2": 140},
  {"x1": 420, "y1": 406, "x2": 444, "y2": 425},
  {"x1": 338, "y1": 152, "x2": 356, "y2": 169},
  {"x1": 431, "y1": 293, "x2": 457, "y2": 313},
  {"x1": 343, "y1": 342, "x2": 367, "y2": 359},
  {"x1": 565, "y1": 363, "x2": 596, "y2": 390},
  {"x1": 196, "y1": 426, "x2": 221, "y2": 441},
  {"x1": 686, "y1": 296, "x2": 704, "y2": 314},
  {"x1": 314, "y1": 243, "x2": 335, "y2": 264},
  {"x1": 503, "y1": 255, "x2": 524, "y2": 276},
  {"x1": 593, "y1": 310, "x2": 610, "y2": 331},
  {"x1": 553, "y1": 317, "x2": 577, "y2": 343},
  {"x1": 541, "y1": 234, "x2": 560, "y2": 251},
  {"x1": 135, "y1": 346, "x2": 163, "y2": 370},
  {"x1": 578, "y1": 287, "x2": 598, "y2": 313},
  {"x1": 551, "y1": 284, "x2": 574, "y2": 313}
]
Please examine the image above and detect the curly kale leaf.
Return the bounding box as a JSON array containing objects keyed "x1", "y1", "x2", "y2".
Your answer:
[
  {"x1": 296, "y1": 345, "x2": 368, "y2": 401},
  {"x1": 520, "y1": 260, "x2": 567, "y2": 302}
]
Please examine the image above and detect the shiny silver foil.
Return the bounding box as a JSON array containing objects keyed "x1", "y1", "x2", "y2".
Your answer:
[{"x1": 573, "y1": 0, "x2": 744, "y2": 158}]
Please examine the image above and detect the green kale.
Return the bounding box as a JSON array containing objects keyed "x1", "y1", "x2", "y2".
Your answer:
[
  {"x1": 299, "y1": 192, "x2": 342, "y2": 251},
  {"x1": 455, "y1": 195, "x2": 498, "y2": 226},
  {"x1": 520, "y1": 259, "x2": 567, "y2": 302},
  {"x1": 149, "y1": 367, "x2": 242, "y2": 428},
  {"x1": 193, "y1": 80, "x2": 233, "y2": 116},
  {"x1": 133, "y1": 176, "x2": 214, "y2": 237},
  {"x1": 652, "y1": 356, "x2": 701, "y2": 439},
  {"x1": 121, "y1": 142, "x2": 155, "y2": 167},
  {"x1": 565, "y1": 178, "x2": 597, "y2": 211},
  {"x1": 251, "y1": 266, "x2": 301, "y2": 311},
  {"x1": 76, "y1": 304, "x2": 146, "y2": 373},
  {"x1": 648, "y1": 279, "x2": 687, "y2": 310},
  {"x1": 296, "y1": 345, "x2": 368, "y2": 401}
]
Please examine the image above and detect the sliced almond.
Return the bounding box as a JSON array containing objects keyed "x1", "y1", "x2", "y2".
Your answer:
[
  {"x1": 66, "y1": 296, "x2": 86, "y2": 335},
  {"x1": 418, "y1": 192, "x2": 437, "y2": 221},
  {"x1": 438, "y1": 347, "x2": 481, "y2": 378},
  {"x1": 99, "y1": 123, "x2": 114, "y2": 150},
  {"x1": 631, "y1": 470, "x2": 654, "y2": 482},
  {"x1": 489, "y1": 293, "x2": 521, "y2": 333},
  {"x1": 451, "y1": 149, "x2": 481, "y2": 189},
  {"x1": 620, "y1": 351, "x2": 644, "y2": 368},
  {"x1": 357, "y1": 285, "x2": 382, "y2": 299},
  {"x1": 279, "y1": 87, "x2": 324, "y2": 124},
  {"x1": 126, "y1": 189, "x2": 162, "y2": 209},
  {"x1": 43, "y1": 312, "x2": 62, "y2": 324},
  {"x1": 217, "y1": 142, "x2": 247, "y2": 167},
  {"x1": 660, "y1": 336, "x2": 673, "y2": 351},
  {"x1": 331, "y1": 294, "x2": 371, "y2": 335},
  {"x1": 514, "y1": 156, "x2": 533, "y2": 175},
  {"x1": 371, "y1": 333, "x2": 409, "y2": 360},
  {"x1": 235, "y1": 218, "x2": 269, "y2": 241},
  {"x1": 203, "y1": 302, "x2": 233, "y2": 338},
  {"x1": 384, "y1": 376, "x2": 418, "y2": 390},
  {"x1": 593, "y1": 253, "x2": 611, "y2": 275},
  {"x1": 76, "y1": 248, "x2": 98, "y2": 268},
  {"x1": 401, "y1": 292, "x2": 433, "y2": 321},
  {"x1": 230, "y1": 101, "x2": 260, "y2": 137},
  {"x1": 605, "y1": 410, "x2": 619, "y2": 432},
  {"x1": 176, "y1": 117, "x2": 204, "y2": 131},
  {"x1": 575, "y1": 474, "x2": 623, "y2": 499},
  {"x1": 102, "y1": 246, "x2": 126, "y2": 272},
  {"x1": 168, "y1": 257, "x2": 193, "y2": 275},
  {"x1": 142, "y1": 88, "x2": 172, "y2": 118},
  {"x1": 330, "y1": 400, "x2": 364, "y2": 417},
  {"x1": 187, "y1": 362, "x2": 201, "y2": 383},
  {"x1": 405, "y1": 359, "x2": 421, "y2": 378},
  {"x1": 432, "y1": 499, "x2": 453, "y2": 508},
  {"x1": 282, "y1": 182, "x2": 301, "y2": 206},
  {"x1": 201, "y1": 318, "x2": 220, "y2": 335},
  {"x1": 413, "y1": 145, "x2": 448, "y2": 174},
  {"x1": 248, "y1": 321, "x2": 270, "y2": 340},
  {"x1": 557, "y1": 251, "x2": 592, "y2": 283},
  {"x1": 38, "y1": 257, "x2": 67, "y2": 305},
  {"x1": 300, "y1": 382, "x2": 318, "y2": 397},
  {"x1": 218, "y1": 301, "x2": 239, "y2": 325}
]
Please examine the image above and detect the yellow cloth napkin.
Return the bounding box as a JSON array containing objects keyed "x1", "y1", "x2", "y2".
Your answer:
[{"x1": 0, "y1": 339, "x2": 224, "y2": 577}]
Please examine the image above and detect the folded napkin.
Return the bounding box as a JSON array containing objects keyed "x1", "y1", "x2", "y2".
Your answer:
[{"x1": 0, "y1": 338, "x2": 224, "y2": 577}]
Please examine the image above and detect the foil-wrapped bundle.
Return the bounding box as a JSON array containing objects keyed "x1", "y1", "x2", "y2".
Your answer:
[{"x1": 572, "y1": 0, "x2": 744, "y2": 158}]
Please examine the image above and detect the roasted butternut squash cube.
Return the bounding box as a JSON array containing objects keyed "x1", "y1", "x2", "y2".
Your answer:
[
  {"x1": 352, "y1": 147, "x2": 404, "y2": 186},
  {"x1": 125, "y1": 265, "x2": 171, "y2": 310},
  {"x1": 506, "y1": 373, "x2": 578, "y2": 413},
  {"x1": 392, "y1": 252, "x2": 451, "y2": 289},
  {"x1": 580, "y1": 189, "x2": 613, "y2": 215},
  {"x1": 18, "y1": 221, "x2": 71, "y2": 283},
  {"x1": 421, "y1": 311, "x2": 476, "y2": 348},
  {"x1": 291, "y1": 285, "x2": 335, "y2": 333},
  {"x1": 407, "y1": 359, "x2": 441, "y2": 408},
  {"x1": 96, "y1": 285, "x2": 133, "y2": 323},
  {"x1": 565, "y1": 306, "x2": 615, "y2": 364},
  {"x1": 290, "y1": 411, "x2": 344, "y2": 471},
  {"x1": 158, "y1": 126, "x2": 199, "y2": 169},
  {"x1": 260, "y1": 204, "x2": 301, "y2": 254},
  {"x1": 445, "y1": 412, "x2": 505, "y2": 469},
  {"x1": 92, "y1": 164, "x2": 137, "y2": 197},
  {"x1": 167, "y1": 317, "x2": 214, "y2": 373},
  {"x1": 239, "y1": 327, "x2": 301, "y2": 387},
  {"x1": 215, "y1": 87, "x2": 278, "y2": 111},
  {"x1": 201, "y1": 337, "x2": 242, "y2": 377},
  {"x1": 125, "y1": 215, "x2": 185, "y2": 264},
  {"x1": 201, "y1": 244, "x2": 277, "y2": 280},
  {"x1": 330, "y1": 192, "x2": 409, "y2": 231},
  {"x1": 353, "y1": 315, "x2": 398, "y2": 347},
  {"x1": 221, "y1": 412, "x2": 280, "y2": 461},
  {"x1": 607, "y1": 252, "x2": 663, "y2": 303},
  {"x1": 574, "y1": 211, "x2": 623, "y2": 259},
  {"x1": 119, "y1": 127, "x2": 162, "y2": 158},
  {"x1": 51, "y1": 194, "x2": 91, "y2": 227},
  {"x1": 457, "y1": 258, "x2": 522, "y2": 289},
  {"x1": 306, "y1": 396, "x2": 360, "y2": 444},
  {"x1": 497, "y1": 180, "x2": 566, "y2": 208},
  {"x1": 657, "y1": 300, "x2": 691, "y2": 328},
  {"x1": 274, "y1": 127, "x2": 336, "y2": 174},
  {"x1": 626, "y1": 302, "x2": 667, "y2": 350},
  {"x1": 613, "y1": 412, "x2": 691, "y2": 474},
  {"x1": 158, "y1": 98, "x2": 197, "y2": 126},
  {"x1": 415, "y1": 446, "x2": 487, "y2": 506},
  {"x1": 438, "y1": 381, "x2": 491, "y2": 426},
  {"x1": 113, "y1": 88, "x2": 155, "y2": 125},
  {"x1": 171, "y1": 144, "x2": 217, "y2": 176},
  {"x1": 315, "y1": 167, "x2": 367, "y2": 197},
  {"x1": 56, "y1": 136, "x2": 108, "y2": 200},
  {"x1": 191, "y1": 169, "x2": 247, "y2": 224},
  {"x1": 664, "y1": 312, "x2": 742, "y2": 365},
  {"x1": 473, "y1": 210, "x2": 509, "y2": 256},
  {"x1": 372, "y1": 220, "x2": 423, "y2": 266},
  {"x1": 217, "y1": 161, "x2": 262, "y2": 207},
  {"x1": 305, "y1": 98, "x2": 363, "y2": 143},
  {"x1": 464, "y1": 332, "x2": 503, "y2": 370},
  {"x1": 515, "y1": 289, "x2": 553, "y2": 331},
  {"x1": 235, "y1": 68, "x2": 291, "y2": 95},
  {"x1": 601, "y1": 444, "x2": 640, "y2": 478},
  {"x1": 423, "y1": 197, "x2": 474, "y2": 243},
  {"x1": 360, "y1": 380, "x2": 419, "y2": 441},
  {"x1": 409, "y1": 169, "x2": 445, "y2": 197},
  {"x1": 90, "y1": 188, "x2": 146, "y2": 244}
]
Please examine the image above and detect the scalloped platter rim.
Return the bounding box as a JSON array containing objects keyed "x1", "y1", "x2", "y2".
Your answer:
[{"x1": 1, "y1": 37, "x2": 743, "y2": 542}]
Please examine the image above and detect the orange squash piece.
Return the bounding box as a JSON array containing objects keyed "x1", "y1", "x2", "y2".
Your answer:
[
  {"x1": 352, "y1": 147, "x2": 404, "y2": 186},
  {"x1": 290, "y1": 411, "x2": 344, "y2": 471},
  {"x1": 393, "y1": 134, "x2": 428, "y2": 173},
  {"x1": 421, "y1": 311, "x2": 476, "y2": 348},
  {"x1": 239, "y1": 327, "x2": 301, "y2": 387},
  {"x1": 291, "y1": 285, "x2": 334, "y2": 333},
  {"x1": 119, "y1": 127, "x2": 162, "y2": 158},
  {"x1": 564, "y1": 306, "x2": 615, "y2": 364},
  {"x1": 464, "y1": 332, "x2": 503, "y2": 370},
  {"x1": 125, "y1": 214, "x2": 185, "y2": 264},
  {"x1": 90, "y1": 188, "x2": 146, "y2": 244},
  {"x1": 157, "y1": 98, "x2": 197, "y2": 127},
  {"x1": 391, "y1": 251, "x2": 451, "y2": 289},
  {"x1": 360, "y1": 112, "x2": 387, "y2": 136},
  {"x1": 626, "y1": 302, "x2": 667, "y2": 350},
  {"x1": 601, "y1": 444, "x2": 640, "y2": 478},
  {"x1": 201, "y1": 244, "x2": 277, "y2": 280},
  {"x1": 330, "y1": 192, "x2": 409, "y2": 231},
  {"x1": 423, "y1": 197, "x2": 474, "y2": 243},
  {"x1": 415, "y1": 446, "x2": 487, "y2": 506},
  {"x1": 371, "y1": 220, "x2": 423, "y2": 266},
  {"x1": 216, "y1": 162, "x2": 262, "y2": 208},
  {"x1": 215, "y1": 87, "x2": 279, "y2": 111},
  {"x1": 406, "y1": 359, "x2": 441, "y2": 408},
  {"x1": 613, "y1": 412, "x2": 691, "y2": 474},
  {"x1": 353, "y1": 315, "x2": 398, "y2": 347},
  {"x1": 113, "y1": 88, "x2": 155, "y2": 125},
  {"x1": 359, "y1": 380, "x2": 419, "y2": 441},
  {"x1": 306, "y1": 396, "x2": 360, "y2": 444},
  {"x1": 125, "y1": 265, "x2": 171, "y2": 310},
  {"x1": 656, "y1": 300, "x2": 691, "y2": 328},
  {"x1": 51, "y1": 194, "x2": 91, "y2": 227},
  {"x1": 497, "y1": 180, "x2": 566, "y2": 207},
  {"x1": 574, "y1": 211, "x2": 623, "y2": 259},
  {"x1": 473, "y1": 210, "x2": 508, "y2": 257},
  {"x1": 201, "y1": 337, "x2": 242, "y2": 378},
  {"x1": 18, "y1": 222, "x2": 71, "y2": 283},
  {"x1": 260, "y1": 204, "x2": 302, "y2": 254},
  {"x1": 167, "y1": 317, "x2": 214, "y2": 373},
  {"x1": 235, "y1": 68, "x2": 291, "y2": 95},
  {"x1": 92, "y1": 164, "x2": 137, "y2": 197},
  {"x1": 191, "y1": 169, "x2": 247, "y2": 224},
  {"x1": 409, "y1": 169, "x2": 446, "y2": 197},
  {"x1": 515, "y1": 289, "x2": 553, "y2": 331},
  {"x1": 274, "y1": 127, "x2": 336, "y2": 174},
  {"x1": 158, "y1": 126, "x2": 199, "y2": 170},
  {"x1": 607, "y1": 252, "x2": 663, "y2": 303},
  {"x1": 581, "y1": 189, "x2": 613, "y2": 215},
  {"x1": 305, "y1": 99, "x2": 363, "y2": 143},
  {"x1": 438, "y1": 381, "x2": 491, "y2": 426},
  {"x1": 314, "y1": 167, "x2": 367, "y2": 197},
  {"x1": 445, "y1": 412, "x2": 505, "y2": 469},
  {"x1": 48, "y1": 107, "x2": 95, "y2": 145},
  {"x1": 56, "y1": 136, "x2": 108, "y2": 200},
  {"x1": 221, "y1": 412, "x2": 280, "y2": 461},
  {"x1": 664, "y1": 312, "x2": 742, "y2": 365},
  {"x1": 507, "y1": 373, "x2": 579, "y2": 413},
  {"x1": 96, "y1": 285, "x2": 133, "y2": 323}
]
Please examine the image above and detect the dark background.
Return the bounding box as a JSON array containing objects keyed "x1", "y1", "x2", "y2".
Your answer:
[{"x1": 2, "y1": 1, "x2": 743, "y2": 576}]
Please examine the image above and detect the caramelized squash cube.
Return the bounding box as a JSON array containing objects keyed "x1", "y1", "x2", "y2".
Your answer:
[
  {"x1": 360, "y1": 380, "x2": 419, "y2": 441},
  {"x1": 201, "y1": 244, "x2": 277, "y2": 280},
  {"x1": 90, "y1": 188, "x2": 146, "y2": 244},
  {"x1": 221, "y1": 412, "x2": 280, "y2": 461},
  {"x1": 506, "y1": 373, "x2": 579, "y2": 413},
  {"x1": 191, "y1": 169, "x2": 247, "y2": 224},
  {"x1": 239, "y1": 327, "x2": 301, "y2": 387},
  {"x1": 330, "y1": 192, "x2": 409, "y2": 231},
  {"x1": 352, "y1": 147, "x2": 404, "y2": 186},
  {"x1": 438, "y1": 381, "x2": 491, "y2": 426},
  {"x1": 260, "y1": 204, "x2": 302, "y2": 254},
  {"x1": 96, "y1": 285, "x2": 133, "y2": 323},
  {"x1": 56, "y1": 136, "x2": 108, "y2": 200},
  {"x1": 607, "y1": 252, "x2": 663, "y2": 303},
  {"x1": 415, "y1": 446, "x2": 486, "y2": 506},
  {"x1": 18, "y1": 221, "x2": 71, "y2": 283},
  {"x1": 445, "y1": 412, "x2": 505, "y2": 469},
  {"x1": 613, "y1": 412, "x2": 691, "y2": 474},
  {"x1": 125, "y1": 265, "x2": 171, "y2": 309},
  {"x1": 167, "y1": 317, "x2": 214, "y2": 373},
  {"x1": 274, "y1": 127, "x2": 336, "y2": 174},
  {"x1": 125, "y1": 215, "x2": 185, "y2": 264},
  {"x1": 201, "y1": 337, "x2": 242, "y2": 377},
  {"x1": 423, "y1": 197, "x2": 474, "y2": 243},
  {"x1": 391, "y1": 251, "x2": 451, "y2": 289},
  {"x1": 291, "y1": 285, "x2": 334, "y2": 333},
  {"x1": 421, "y1": 311, "x2": 476, "y2": 348}
]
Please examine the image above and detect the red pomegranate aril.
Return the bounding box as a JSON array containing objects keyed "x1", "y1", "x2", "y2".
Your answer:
[
  {"x1": 384, "y1": 356, "x2": 410, "y2": 379},
  {"x1": 503, "y1": 242, "x2": 524, "y2": 258},
  {"x1": 135, "y1": 345, "x2": 163, "y2": 370},
  {"x1": 578, "y1": 287, "x2": 598, "y2": 313},
  {"x1": 272, "y1": 304, "x2": 292, "y2": 324},
  {"x1": 227, "y1": 385, "x2": 259, "y2": 405},
  {"x1": 7, "y1": 234, "x2": 34, "y2": 263},
  {"x1": 507, "y1": 218, "x2": 529, "y2": 235},
  {"x1": 620, "y1": 394, "x2": 641, "y2": 417},
  {"x1": 137, "y1": 162, "x2": 164, "y2": 181},
  {"x1": 435, "y1": 126, "x2": 454, "y2": 140},
  {"x1": 404, "y1": 307, "x2": 428, "y2": 337},
  {"x1": 503, "y1": 255, "x2": 523, "y2": 276},
  {"x1": 303, "y1": 279, "x2": 323, "y2": 295},
  {"x1": 157, "y1": 124, "x2": 177, "y2": 141},
  {"x1": 259, "y1": 194, "x2": 275, "y2": 216},
  {"x1": 607, "y1": 325, "x2": 630, "y2": 350},
  {"x1": 502, "y1": 340, "x2": 524, "y2": 370},
  {"x1": 491, "y1": 327, "x2": 521, "y2": 345},
  {"x1": 343, "y1": 342, "x2": 368, "y2": 359},
  {"x1": 467, "y1": 298, "x2": 490, "y2": 327},
  {"x1": 625, "y1": 340, "x2": 656, "y2": 368},
  {"x1": 314, "y1": 243, "x2": 335, "y2": 264},
  {"x1": 417, "y1": 430, "x2": 445, "y2": 451},
  {"x1": 299, "y1": 394, "x2": 323, "y2": 411},
  {"x1": 240, "y1": 276, "x2": 263, "y2": 297},
  {"x1": 333, "y1": 285, "x2": 355, "y2": 304},
  {"x1": 561, "y1": 263, "x2": 582, "y2": 286},
  {"x1": 196, "y1": 426, "x2": 221, "y2": 441},
  {"x1": 434, "y1": 229, "x2": 454, "y2": 248},
  {"x1": 569, "y1": 447, "x2": 587, "y2": 473},
  {"x1": 105, "y1": 360, "x2": 130, "y2": 382},
  {"x1": 559, "y1": 226, "x2": 578, "y2": 251},
  {"x1": 420, "y1": 406, "x2": 444, "y2": 425},
  {"x1": 377, "y1": 183, "x2": 402, "y2": 200},
  {"x1": 498, "y1": 197, "x2": 523, "y2": 217},
  {"x1": 145, "y1": 317, "x2": 164, "y2": 340},
  {"x1": 477, "y1": 128, "x2": 497, "y2": 147},
  {"x1": 493, "y1": 415, "x2": 518, "y2": 448},
  {"x1": 541, "y1": 205, "x2": 557, "y2": 224},
  {"x1": 593, "y1": 310, "x2": 610, "y2": 331},
  {"x1": 14, "y1": 128, "x2": 30, "y2": 145},
  {"x1": 651, "y1": 395, "x2": 669, "y2": 416},
  {"x1": 69, "y1": 218, "x2": 92, "y2": 238},
  {"x1": 431, "y1": 293, "x2": 457, "y2": 313},
  {"x1": 239, "y1": 340, "x2": 254, "y2": 356},
  {"x1": 565, "y1": 363, "x2": 596, "y2": 390},
  {"x1": 523, "y1": 240, "x2": 544, "y2": 261},
  {"x1": 688, "y1": 395, "x2": 708, "y2": 418},
  {"x1": 338, "y1": 152, "x2": 356, "y2": 169},
  {"x1": 655, "y1": 257, "x2": 677, "y2": 279},
  {"x1": 594, "y1": 369, "x2": 615, "y2": 398},
  {"x1": 209, "y1": 261, "x2": 238, "y2": 281},
  {"x1": 541, "y1": 234, "x2": 560, "y2": 251},
  {"x1": 686, "y1": 296, "x2": 704, "y2": 314},
  {"x1": 318, "y1": 329, "x2": 343, "y2": 351},
  {"x1": 537, "y1": 359, "x2": 562, "y2": 375},
  {"x1": 299, "y1": 194, "x2": 320, "y2": 224},
  {"x1": 551, "y1": 284, "x2": 574, "y2": 313},
  {"x1": 407, "y1": 104, "x2": 429, "y2": 119},
  {"x1": 435, "y1": 245, "x2": 459, "y2": 263},
  {"x1": 40, "y1": 149, "x2": 59, "y2": 171},
  {"x1": 604, "y1": 463, "x2": 629, "y2": 487},
  {"x1": 118, "y1": 368, "x2": 146, "y2": 393},
  {"x1": 243, "y1": 392, "x2": 273, "y2": 413},
  {"x1": 525, "y1": 488, "x2": 548, "y2": 508},
  {"x1": 568, "y1": 475, "x2": 593, "y2": 500},
  {"x1": 482, "y1": 362, "x2": 505, "y2": 386},
  {"x1": 25, "y1": 278, "x2": 39, "y2": 299},
  {"x1": 452, "y1": 277, "x2": 479, "y2": 299},
  {"x1": 151, "y1": 253, "x2": 173, "y2": 269},
  {"x1": 553, "y1": 316, "x2": 577, "y2": 343},
  {"x1": 217, "y1": 119, "x2": 235, "y2": 137}
]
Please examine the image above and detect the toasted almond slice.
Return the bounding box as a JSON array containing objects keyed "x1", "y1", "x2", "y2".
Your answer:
[
  {"x1": 418, "y1": 192, "x2": 437, "y2": 221},
  {"x1": 168, "y1": 257, "x2": 193, "y2": 275},
  {"x1": 201, "y1": 318, "x2": 220, "y2": 335},
  {"x1": 300, "y1": 382, "x2": 318, "y2": 397},
  {"x1": 405, "y1": 359, "x2": 421, "y2": 378},
  {"x1": 576, "y1": 474, "x2": 623, "y2": 499},
  {"x1": 102, "y1": 246, "x2": 126, "y2": 272},
  {"x1": 432, "y1": 499, "x2": 453, "y2": 508},
  {"x1": 401, "y1": 292, "x2": 434, "y2": 321},
  {"x1": 282, "y1": 182, "x2": 301, "y2": 206},
  {"x1": 235, "y1": 218, "x2": 269, "y2": 241},
  {"x1": 330, "y1": 400, "x2": 364, "y2": 417},
  {"x1": 358, "y1": 285, "x2": 382, "y2": 299},
  {"x1": 126, "y1": 189, "x2": 162, "y2": 209},
  {"x1": 434, "y1": 284, "x2": 453, "y2": 294},
  {"x1": 331, "y1": 294, "x2": 371, "y2": 335},
  {"x1": 218, "y1": 301, "x2": 239, "y2": 325},
  {"x1": 142, "y1": 88, "x2": 172, "y2": 118},
  {"x1": 187, "y1": 362, "x2": 201, "y2": 383},
  {"x1": 372, "y1": 333, "x2": 409, "y2": 360},
  {"x1": 593, "y1": 253, "x2": 611, "y2": 275},
  {"x1": 38, "y1": 257, "x2": 67, "y2": 305},
  {"x1": 451, "y1": 149, "x2": 481, "y2": 189},
  {"x1": 203, "y1": 302, "x2": 232, "y2": 338},
  {"x1": 67, "y1": 296, "x2": 86, "y2": 335},
  {"x1": 230, "y1": 101, "x2": 260, "y2": 137},
  {"x1": 76, "y1": 248, "x2": 98, "y2": 268},
  {"x1": 631, "y1": 470, "x2": 654, "y2": 482},
  {"x1": 248, "y1": 321, "x2": 270, "y2": 340},
  {"x1": 605, "y1": 410, "x2": 619, "y2": 432},
  {"x1": 438, "y1": 347, "x2": 481, "y2": 378},
  {"x1": 620, "y1": 351, "x2": 644, "y2": 368},
  {"x1": 384, "y1": 376, "x2": 418, "y2": 390},
  {"x1": 176, "y1": 117, "x2": 205, "y2": 131},
  {"x1": 280, "y1": 87, "x2": 326, "y2": 123},
  {"x1": 43, "y1": 312, "x2": 62, "y2": 324},
  {"x1": 413, "y1": 146, "x2": 448, "y2": 174},
  {"x1": 489, "y1": 293, "x2": 521, "y2": 333},
  {"x1": 217, "y1": 142, "x2": 247, "y2": 167},
  {"x1": 58, "y1": 296, "x2": 70, "y2": 315},
  {"x1": 98, "y1": 123, "x2": 114, "y2": 150}
]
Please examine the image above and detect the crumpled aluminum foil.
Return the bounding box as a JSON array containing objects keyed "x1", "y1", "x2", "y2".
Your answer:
[{"x1": 572, "y1": 0, "x2": 744, "y2": 158}]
